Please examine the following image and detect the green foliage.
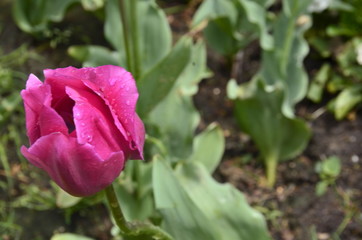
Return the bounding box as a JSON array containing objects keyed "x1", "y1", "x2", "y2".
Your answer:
[
  {"x1": 228, "y1": 79, "x2": 311, "y2": 186},
  {"x1": 307, "y1": 1, "x2": 362, "y2": 119},
  {"x1": 12, "y1": 0, "x2": 104, "y2": 35},
  {"x1": 147, "y1": 39, "x2": 210, "y2": 159},
  {"x1": 192, "y1": 0, "x2": 273, "y2": 56},
  {"x1": 153, "y1": 158, "x2": 271, "y2": 240},
  {"x1": 12, "y1": 0, "x2": 78, "y2": 34},
  {"x1": 228, "y1": 0, "x2": 312, "y2": 186},
  {"x1": 138, "y1": 37, "x2": 192, "y2": 117},
  {"x1": 315, "y1": 156, "x2": 341, "y2": 196}
]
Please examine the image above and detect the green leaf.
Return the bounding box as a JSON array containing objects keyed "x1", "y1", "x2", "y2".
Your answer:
[
  {"x1": 192, "y1": 0, "x2": 272, "y2": 55},
  {"x1": 12, "y1": 0, "x2": 79, "y2": 34},
  {"x1": 137, "y1": 37, "x2": 192, "y2": 117},
  {"x1": 51, "y1": 233, "x2": 93, "y2": 240},
  {"x1": 175, "y1": 162, "x2": 272, "y2": 240},
  {"x1": 153, "y1": 157, "x2": 218, "y2": 240},
  {"x1": 188, "y1": 123, "x2": 225, "y2": 174},
  {"x1": 147, "y1": 40, "x2": 209, "y2": 159},
  {"x1": 321, "y1": 156, "x2": 342, "y2": 178},
  {"x1": 230, "y1": 79, "x2": 311, "y2": 162},
  {"x1": 307, "y1": 64, "x2": 331, "y2": 103},
  {"x1": 315, "y1": 181, "x2": 329, "y2": 197},
  {"x1": 192, "y1": 0, "x2": 237, "y2": 27},
  {"x1": 334, "y1": 85, "x2": 362, "y2": 120},
  {"x1": 236, "y1": 0, "x2": 273, "y2": 50},
  {"x1": 260, "y1": 0, "x2": 312, "y2": 117},
  {"x1": 228, "y1": 79, "x2": 311, "y2": 185},
  {"x1": 67, "y1": 45, "x2": 120, "y2": 67},
  {"x1": 56, "y1": 188, "x2": 81, "y2": 208}
]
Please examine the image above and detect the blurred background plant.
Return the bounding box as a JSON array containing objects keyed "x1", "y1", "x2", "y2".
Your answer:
[{"x1": 307, "y1": 0, "x2": 362, "y2": 120}]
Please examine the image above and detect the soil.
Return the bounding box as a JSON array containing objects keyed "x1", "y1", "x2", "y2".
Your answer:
[{"x1": 1, "y1": 1, "x2": 361, "y2": 240}]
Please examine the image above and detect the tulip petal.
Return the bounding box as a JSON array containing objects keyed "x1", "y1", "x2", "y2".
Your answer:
[
  {"x1": 21, "y1": 74, "x2": 53, "y2": 144},
  {"x1": 65, "y1": 86, "x2": 129, "y2": 159},
  {"x1": 78, "y1": 65, "x2": 144, "y2": 159},
  {"x1": 21, "y1": 133, "x2": 124, "y2": 197}
]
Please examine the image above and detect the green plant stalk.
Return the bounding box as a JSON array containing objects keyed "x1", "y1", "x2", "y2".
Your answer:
[
  {"x1": 119, "y1": 0, "x2": 134, "y2": 73},
  {"x1": 265, "y1": 154, "x2": 278, "y2": 187},
  {"x1": 104, "y1": 183, "x2": 173, "y2": 239},
  {"x1": 105, "y1": 184, "x2": 132, "y2": 234},
  {"x1": 129, "y1": 0, "x2": 141, "y2": 80}
]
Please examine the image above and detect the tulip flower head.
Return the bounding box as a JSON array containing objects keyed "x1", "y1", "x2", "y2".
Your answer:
[{"x1": 21, "y1": 65, "x2": 145, "y2": 197}]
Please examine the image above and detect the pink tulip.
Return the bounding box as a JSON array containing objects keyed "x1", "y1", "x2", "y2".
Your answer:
[{"x1": 21, "y1": 65, "x2": 145, "y2": 197}]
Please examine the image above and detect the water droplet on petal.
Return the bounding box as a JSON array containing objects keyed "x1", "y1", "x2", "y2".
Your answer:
[{"x1": 126, "y1": 100, "x2": 130, "y2": 106}]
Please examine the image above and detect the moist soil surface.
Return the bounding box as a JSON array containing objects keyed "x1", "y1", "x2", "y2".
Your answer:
[{"x1": 1, "y1": 1, "x2": 361, "y2": 240}]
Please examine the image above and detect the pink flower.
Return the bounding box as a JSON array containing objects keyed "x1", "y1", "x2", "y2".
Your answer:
[{"x1": 21, "y1": 65, "x2": 145, "y2": 196}]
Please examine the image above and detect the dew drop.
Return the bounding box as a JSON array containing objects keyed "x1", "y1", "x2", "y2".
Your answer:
[
  {"x1": 126, "y1": 100, "x2": 130, "y2": 106},
  {"x1": 87, "y1": 135, "x2": 93, "y2": 142},
  {"x1": 125, "y1": 86, "x2": 130, "y2": 92},
  {"x1": 75, "y1": 112, "x2": 81, "y2": 118}
]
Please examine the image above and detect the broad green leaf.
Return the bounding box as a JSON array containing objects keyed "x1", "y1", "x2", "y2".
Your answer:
[
  {"x1": 12, "y1": 0, "x2": 79, "y2": 34},
  {"x1": 148, "y1": 40, "x2": 209, "y2": 159},
  {"x1": 192, "y1": 0, "x2": 237, "y2": 27},
  {"x1": 67, "y1": 45, "x2": 120, "y2": 67},
  {"x1": 56, "y1": 188, "x2": 81, "y2": 208},
  {"x1": 193, "y1": 0, "x2": 272, "y2": 55},
  {"x1": 229, "y1": 79, "x2": 311, "y2": 162},
  {"x1": 203, "y1": 16, "x2": 239, "y2": 56},
  {"x1": 137, "y1": 37, "x2": 191, "y2": 117},
  {"x1": 260, "y1": 0, "x2": 312, "y2": 117},
  {"x1": 104, "y1": 0, "x2": 171, "y2": 75},
  {"x1": 153, "y1": 157, "x2": 218, "y2": 240},
  {"x1": 334, "y1": 85, "x2": 362, "y2": 119},
  {"x1": 51, "y1": 233, "x2": 93, "y2": 240},
  {"x1": 176, "y1": 162, "x2": 271, "y2": 240},
  {"x1": 236, "y1": 0, "x2": 273, "y2": 50},
  {"x1": 188, "y1": 123, "x2": 225, "y2": 174},
  {"x1": 307, "y1": 64, "x2": 330, "y2": 103}
]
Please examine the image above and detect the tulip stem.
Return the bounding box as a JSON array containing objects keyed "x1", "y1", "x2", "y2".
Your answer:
[
  {"x1": 129, "y1": 0, "x2": 140, "y2": 80},
  {"x1": 105, "y1": 183, "x2": 173, "y2": 239},
  {"x1": 105, "y1": 184, "x2": 132, "y2": 234},
  {"x1": 119, "y1": 0, "x2": 134, "y2": 73}
]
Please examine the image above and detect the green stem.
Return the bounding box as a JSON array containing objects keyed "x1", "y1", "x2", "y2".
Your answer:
[
  {"x1": 119, "y1": 0, "x2": 134, "y2": 73},
  {"x1": 105, "y1": 184, "x2": 132, "y2": 234},
  {"x1": 265, "y1": 155, "x2": 278, "y2": 187},
  {"x1": 129, "y1": 0, "x2": 140, "y2": 79},
  {"x1": 104, "y1": 183, "x2": 173, "y2": 239}
]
